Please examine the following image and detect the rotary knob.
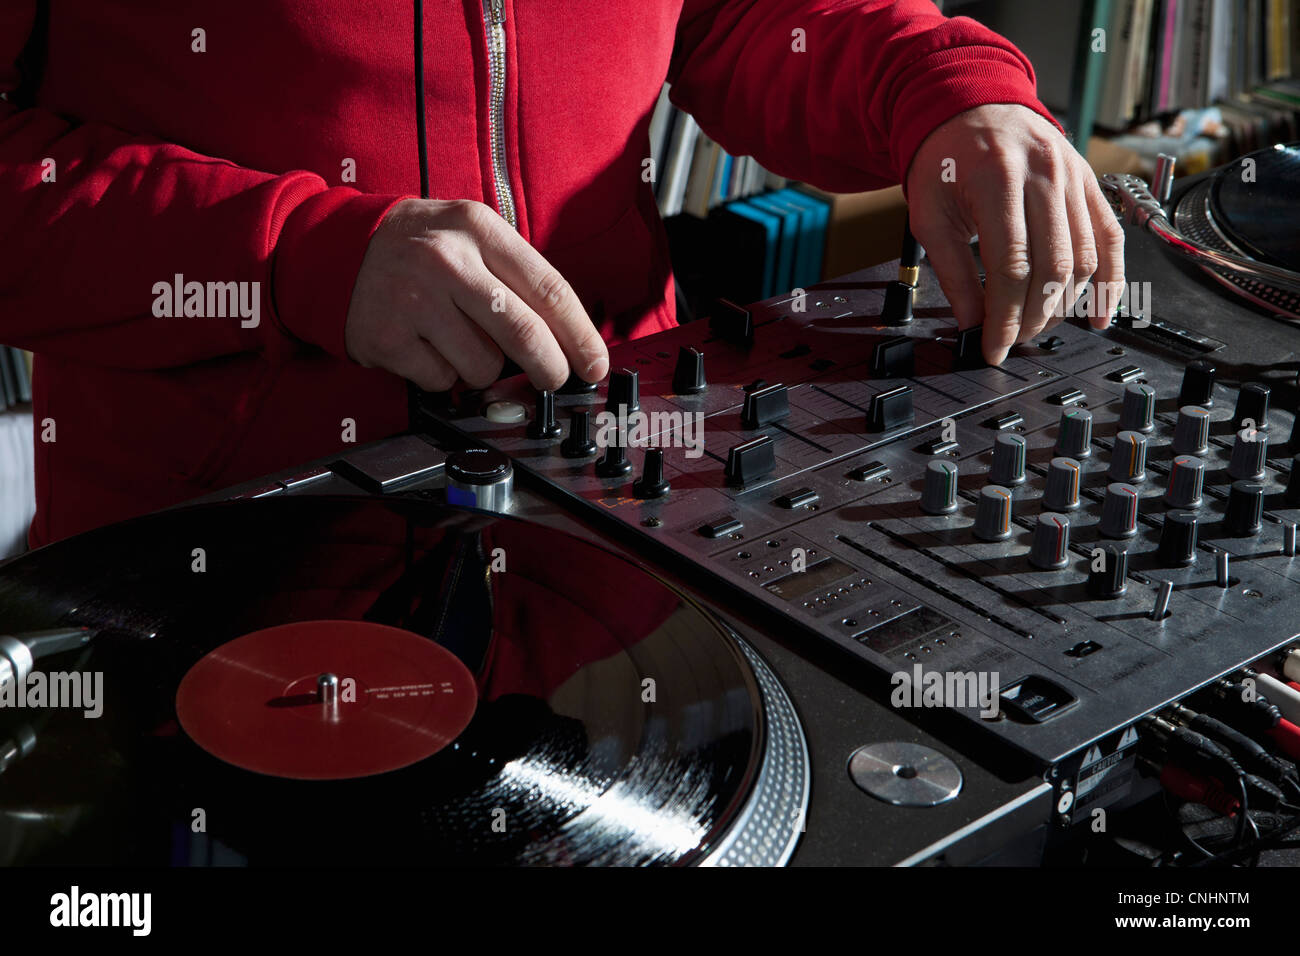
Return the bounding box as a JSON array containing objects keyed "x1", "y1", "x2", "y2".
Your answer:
[
  {"x1": 1029, "y1": 513, "x2": 1071, "y2": 569},
  {"x1": 1087, "y1": 544, "x2": 1128, "y2": 598},
  {"x1": 1172, "y1": 405, "x2": 1211, "y2": 456},
  {"x1": 1099, "y1": 482, "x2": 1140, "y2": 538},
  {"x1": 1226, "y1": 428, "x2": 1268, "y2": 481},
  {"x1": 973, "y1": 485, "x2": 1014, "y2": 541},
  {"x1": 632, "y1": 448, "x2": 670, "y2": 499},
  {"x1": 1164, "y1": 455, "x2": 1205, "y2": 508},
  {"x1": 1232, "y1": 382, "x2": 1270, "y2": 431},
  {"x1": 561, "y1": 409, "x2": 597, "y2": 458},
  {"x1": 595, "y1": 434, "x2": 633, "y2": 478},
  {"x1": 1178, "y1": 360, "x2": 1216, "y2": 407},
  {"x1": 989, "y1": 433, "x2": 1028, "y2": 486},
  {"x1": 606, "y1": 367, "x2": 640, "y2": 414},
  {"x1": 1158, "y1": 512, "x2": 1199, "y2": 567},
  {"x1": 1224, "y1": 480, "x2": 1265, "y2": 537},
  {"x1": 1044, "y1": 457, "x2": 1082, "y2": 511},
  {"x1": 1054, "y1": 408, "x2": 1093, "y2": 458},
  {"x1": 672, "y1": 346, "x2": 707, "y2": 395},
  {"x1": 444, "y1": 447, "x2": 514, "y2": 513},
  {"x1": 1108, "y1": 430, "x2": 1148, "y2": 483},
  {"x1": 1118, "y1": 383, "x2": 1156, "y2": 433},
  {"x1": 526, "y1": 389, "x2": 562, "y2": 440},
  {"x1": 920, "y1": 459, "x2": 960, "y2": 515}
]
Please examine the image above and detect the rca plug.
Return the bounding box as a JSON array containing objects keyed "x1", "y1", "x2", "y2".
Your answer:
[
  {"x1": 1265, "y1": 718, "x2": 1300, "y2": 761},
  {"x1": 1209, "y1": 678, "x2": 1284, "y2": 733},
  {"x1": 1155, "y1": 761, "x2": 1241, "y2": 817},
  {"x1": 1169, "y1": 703, "x2": 1297, "y2": 786},
  {"x1": 1141, "y1": 715, "x2": 1243, "y2": 781},
  {"x1": 1245, "y1": 670, "x2": 1300, "y2": 726}
]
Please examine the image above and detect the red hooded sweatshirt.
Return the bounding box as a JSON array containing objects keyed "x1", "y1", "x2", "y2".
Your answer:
[{"x1": 0, "y1": 1, "x2": 1054, "y2": 548}]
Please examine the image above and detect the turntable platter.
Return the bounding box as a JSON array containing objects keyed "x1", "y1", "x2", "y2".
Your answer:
[
  {"x1": 0, "y1": 497, "x2": 806, "y2": 866},
  {"x1": 1209, "y1": 142, "x2": 1300, "y2": 270}
]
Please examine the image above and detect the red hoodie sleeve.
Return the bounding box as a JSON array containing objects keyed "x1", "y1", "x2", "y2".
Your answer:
[
  {"x1": 0, "y1": 4, "x2": 403, "y2": 369},
  {"x1": 667, "y1": 0, "x2": 1061, "y2": 193}
]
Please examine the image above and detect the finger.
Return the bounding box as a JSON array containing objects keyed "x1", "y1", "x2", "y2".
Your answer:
[
  {"x1": 388, "y1": 337, "x2": 460, "y2": 393},
  {"x1": 1084, "y1": 175, "x2": 1126, "y2": 328},
  {"x1": 1021, "y1": 173, "x2": 1073, "y2": 345},
  {"x1": 445, "y1": 261, "x2": 571, "y2": 390},
  {"x1": 914, "y1": 220, "x2": 984, "y2": 331},
  {"x1": 1055, "y1": 167, "x2": 1098, "y2": 330},
  {"x1": 418, "y1": 303, "x2": 504, "y2": 389},
  {"x1": 973, "y1": 180, "x2": 1031, "y2": 365},
  {"x1": 467, "y1": 208, "x2": 610, "y2": 383}
]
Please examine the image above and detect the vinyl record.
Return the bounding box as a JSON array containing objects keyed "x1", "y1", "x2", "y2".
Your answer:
[
  {"x1": 0, "y1": 496, "x2": 775, "y2": 866},
  {"x1": 1209, "y1": 142, "x2": 1300, "y2": 270}
]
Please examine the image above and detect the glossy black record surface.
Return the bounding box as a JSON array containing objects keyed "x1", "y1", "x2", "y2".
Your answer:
[
  {"x1": 0, "y1": 497, "x2": 764, "y2": 866},
  {"x1": 1209, "y1": 142, "x2": 1300, "y2": 269}
]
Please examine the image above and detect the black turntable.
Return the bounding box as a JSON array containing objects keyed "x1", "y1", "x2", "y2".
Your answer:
[{"x1": 0, "y1": 497, "x2": 808, "y2": 866}]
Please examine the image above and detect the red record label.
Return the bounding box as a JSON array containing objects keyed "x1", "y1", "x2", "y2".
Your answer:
[{"x1": 175, "y1": 621, "x2": 478, "y2": 780}]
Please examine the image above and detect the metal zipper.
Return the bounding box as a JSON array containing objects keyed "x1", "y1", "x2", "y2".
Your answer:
[{"x1": 482, "y1": 0, "x2": 518, "y2": 229}]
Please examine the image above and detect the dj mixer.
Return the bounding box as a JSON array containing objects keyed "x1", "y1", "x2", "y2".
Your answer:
[{"x1": 423, "y1": 258, "x2": 1300, "y2": 782}]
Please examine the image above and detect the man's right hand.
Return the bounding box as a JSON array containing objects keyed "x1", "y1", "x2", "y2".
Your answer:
[{"x1": 345, "y1": 198, "x2": 609, "y2": 392}]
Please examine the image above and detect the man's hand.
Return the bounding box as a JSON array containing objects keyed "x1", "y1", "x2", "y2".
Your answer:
[
  {"x1": 905, "y1": 104, "x2": 1125, "y2": 366},
  {"x1": 345, "y1": 198, "x2": 609, "y2": 391}
]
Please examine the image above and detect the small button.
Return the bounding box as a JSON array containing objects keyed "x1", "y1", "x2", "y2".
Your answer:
[
  {"x1": 775, "y1": 488, "x2": 819, "y2": 509},
  {"x1": 484, "y1": 400, "x2": 527, "y2": 423},
  {"x1": 983, "y1": 412, "x2": 1024, "y2": 430},
  {"x1": 848, "y1": 461, "x2": 890, "y2": 482},
  {"x1": 1047, "y1": 388, "x2": 1086, "y2": 406},
  {"x1": 699, "y1": 515, "x2": 744, "y2": 538},
  {"x1": 917, "y1": 438, "x2": 959, "y2": 455},
  {"x1": 1107, "y1": 365, "x2": 1144, "y2": 383}
]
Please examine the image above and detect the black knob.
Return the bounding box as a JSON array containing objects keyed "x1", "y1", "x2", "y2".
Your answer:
[
  {"x1": 595, "y1": 435, "x2": 632, "y2": 478},
  {"x1": 561, "y1": 409, "x2": 597, "y2": 458},
  {"x1": 526, "y1": 389, "x2": 562, "y2": 440},
  {"x1": 606, "y1": 368, "x2": 640, "y2": 414},
  {"x1": 1158, "y1": 512, "x2": 1199, "y2": 567},
  {"x1": 1232, "y1": 382, "x2": 1270, "y2": 431},
  {"x1": 1178, "y1": 360, "x2": 1216, "y2": 407},
  {"x1": 672, "y1": 346, "x2": 707, "y2": 395},
  {"x1": 1087, "y1": 544, "x2": 1129, "y2": 598},
  {"x1": 867, "y1": 385, "x2": 914, "y2": 432},
  {"x1": 1224, "y1": 480, "x2": 1265, "y2": 537},
  {"x1": 882, "y1": 280, "x2": 915, "y2": 326},
  {"x1": 633, "y1": 448, "x2": 671, "y2": 499},
  {"x1": 557, "y1": 372, "x2": 598, "y2": 395}
]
